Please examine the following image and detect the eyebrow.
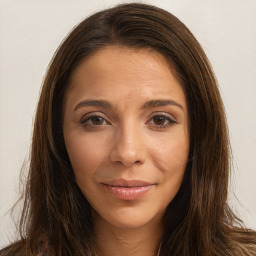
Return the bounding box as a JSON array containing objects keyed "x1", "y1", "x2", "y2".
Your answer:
[
  {"x1": 74, "y1": 99, "x2": 184, "y2": 111},
  {"x1": 74, "y1": 100, "x2": 112, "y2": 111},
  {"x1": 141, "y1": 99, "x2": 184, "y2": 110}
]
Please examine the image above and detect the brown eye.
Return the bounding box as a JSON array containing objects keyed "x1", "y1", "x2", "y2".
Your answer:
[
  {"x1": 152, "y1": 116, "x2": 167, "y2": 125},
  {"x1": 80, "y1": 113, "x2": 109, "y2": 127},
  {"x1": 90, "y1": 116, "x2": 105, "y2": 125}
]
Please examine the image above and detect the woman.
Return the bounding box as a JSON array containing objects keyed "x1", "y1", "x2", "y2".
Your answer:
[{"x1": 1, "y1": 3, "x2": 256, "y2": 256}]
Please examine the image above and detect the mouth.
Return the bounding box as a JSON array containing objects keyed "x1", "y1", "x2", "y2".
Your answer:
[{"x1": 102, "y1": 179, "x2": 156, "y2": 200}]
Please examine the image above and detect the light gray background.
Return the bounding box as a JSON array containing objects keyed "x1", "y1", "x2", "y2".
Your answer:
[{"x1": 0, "y1": 0, "x2": 255, "y2": 248}]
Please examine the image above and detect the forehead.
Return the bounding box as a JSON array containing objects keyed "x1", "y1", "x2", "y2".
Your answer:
[{"x1": 65, "y1": 46, "x2": 186, "y2": 109}]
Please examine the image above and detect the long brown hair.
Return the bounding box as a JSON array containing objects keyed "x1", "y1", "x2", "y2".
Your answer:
[{"x1": 1, "y1": 3, "x2": 256, "y2": 256}]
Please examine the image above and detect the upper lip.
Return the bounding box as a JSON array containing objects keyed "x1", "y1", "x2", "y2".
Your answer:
[{"x1": 102, "y1": 179, "x2": 155, "y2": 187}]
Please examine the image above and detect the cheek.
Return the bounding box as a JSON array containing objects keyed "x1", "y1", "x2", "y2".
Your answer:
[
  {"x1": 151, "y1": 136, "x2": 189, "y2": 204},
  {"x1": 64, "y1": 132, "x2": 109, "y2": 185},
  {"x1": 149, "y1": 131, "x2": 189, "y2": 179}
]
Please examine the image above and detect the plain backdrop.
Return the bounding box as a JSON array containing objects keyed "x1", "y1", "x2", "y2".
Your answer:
[{"x1": 0, "y1": 0, "x2": 256, "y2": 249}]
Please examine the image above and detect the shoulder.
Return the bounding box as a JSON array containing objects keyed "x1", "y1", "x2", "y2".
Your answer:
[
  {"x1": 231, "y1": 227, "x2": 256, "y2": 256},
  {"x1": 0, "y1": 240, "x2": 26, "y2": 256},
  {"x1": 0, "y1": 240, "x2": 50, "y2": 256}
]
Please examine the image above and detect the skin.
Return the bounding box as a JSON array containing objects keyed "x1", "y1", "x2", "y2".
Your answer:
[{"x1": 63, "y1": 46, "x2": 189, "y2": 256}]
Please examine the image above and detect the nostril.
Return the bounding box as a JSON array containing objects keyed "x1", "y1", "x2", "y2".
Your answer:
[{"x1": 109, "y1": 138, "x2": 146, "y2": 167}]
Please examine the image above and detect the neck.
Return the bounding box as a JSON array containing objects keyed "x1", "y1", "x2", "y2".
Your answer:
[{"x1": 94, "y1": 214, "x2": 163, "y2": 256}]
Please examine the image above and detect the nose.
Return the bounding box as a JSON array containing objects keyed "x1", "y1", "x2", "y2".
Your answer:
[{"x1": 109, "y1": 123, "x2": 146, "y2": 167}]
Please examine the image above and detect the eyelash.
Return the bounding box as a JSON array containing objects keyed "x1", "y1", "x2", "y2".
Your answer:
[
  {"x1": 146, "y1": 114, "x2": 177, "y2": 128},
  {"x1": 80, "y1": 113, "x2": 177, "y2": 129},
  {"x1": 80, "y1": 113, "x2": 108, "y2": 126}
]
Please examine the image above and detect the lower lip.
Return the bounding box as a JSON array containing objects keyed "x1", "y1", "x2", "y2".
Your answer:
[{"x1": 103, "y1": 184, "x2": 154, "y2": 200}]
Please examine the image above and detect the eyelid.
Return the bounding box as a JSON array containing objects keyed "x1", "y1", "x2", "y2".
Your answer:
[
  {"x1": 148, "y1": 111, "x2": 177, "y2": 122},
  {"x1": 79, "y1": 111, "x2": 177, "y2": 127},
  {"x1": 80, "y1": 111, "x2": 111, "y2": 124},
  {"x1": 145, "y1": 112, "x2": 178, "y2": 130}
]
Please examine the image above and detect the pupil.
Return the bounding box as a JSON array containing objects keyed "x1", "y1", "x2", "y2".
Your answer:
[
  {"x1": 153, "y1": 116, "x2": 165, "y2": 125},
  {"x1": 91, "y1": 116, "x2": 103, "y2": 125}
]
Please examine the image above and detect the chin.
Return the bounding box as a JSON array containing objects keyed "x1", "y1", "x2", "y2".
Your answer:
[{"x1": 95, "y1": 205, "x2": 165, "y2": 230}]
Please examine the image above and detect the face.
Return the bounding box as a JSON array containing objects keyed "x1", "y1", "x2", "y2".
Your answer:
[{"x1": 63, "y1": 46, "x2": 189, "y2": 229}]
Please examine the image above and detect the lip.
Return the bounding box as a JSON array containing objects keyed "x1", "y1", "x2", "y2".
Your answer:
[{"x1": 102, "y1": 179, "x2": 156, "y2": 200}]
